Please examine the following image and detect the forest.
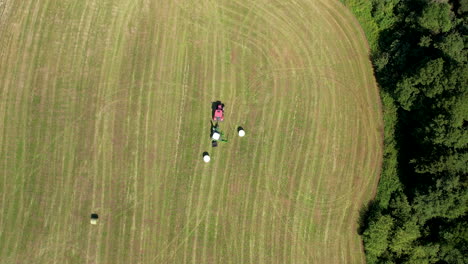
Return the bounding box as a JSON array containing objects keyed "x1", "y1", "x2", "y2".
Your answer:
[{"x1": 341, "y1": 0, "x2": 467, "y2": 263}]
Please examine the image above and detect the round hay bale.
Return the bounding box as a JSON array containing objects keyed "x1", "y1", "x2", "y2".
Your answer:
[
  {"x1": 238, "y1": 129, "x2": 245, "y2": 137},
  {"x1": 203, "y1": 155, "x2": 211, "y2": 163},
  {"x1": 90, "y1": 214, "x2": 99, "y2": 225},
  {"x1": 212, "y1": 132, "x2": 221, "y2": 140}
]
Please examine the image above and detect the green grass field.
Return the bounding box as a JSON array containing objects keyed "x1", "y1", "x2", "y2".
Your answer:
[{"x1": 0, "y1": 0, "x2": 383, "y2": 263}]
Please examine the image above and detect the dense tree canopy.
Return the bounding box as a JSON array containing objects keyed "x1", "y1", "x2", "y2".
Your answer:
[{"x1": 342, "y1": 0, "x2": 467, "y2": 263}]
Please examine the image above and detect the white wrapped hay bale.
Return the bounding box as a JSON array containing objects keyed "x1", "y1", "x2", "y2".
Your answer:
[
  {"x1": 203, "y1": 153, "x2": 211, "y2": 163},
  {"x1": 212, "y1": 132, "x2": 221, "y2": 140},
  {"x1": 90, "y1": 214, "x2": 99, "y2": 225}
]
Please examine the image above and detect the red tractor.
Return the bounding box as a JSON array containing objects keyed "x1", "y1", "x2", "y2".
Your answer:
[{"x1": 213, "y1": 103, "x2": 224, "y2": 121}]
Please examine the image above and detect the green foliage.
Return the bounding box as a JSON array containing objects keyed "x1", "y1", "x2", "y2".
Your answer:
[
  {"x1": 438, "y1": 222, "x2": 468, "y2": 264},
  {"x1": 426, "y1": 114, "x2": 468, "y2": 149},
  {"x1": 342, "y1": 0, "x2": 468, "y2": 263},
  {"x1": 363, "y1": 214, "x2": 394, "y2": 261},
  {"x1": 407, "y1": 244, "x2": 440, "y2": 264},
  {"x1": 418, "y1": 35, "x2": 432, "y2": 47},
  {"x1": 414, "y1": 151, "x2": 468, "y2": 175},
  {"x1": 388, "y1": 191, "x2": 411, "y2": 222},
  {"x1": 415, "y1": 59, "x2": 445, "y2": 97},
  {"x1": 413, "y1": 177, "x2": 468, "y2": 223},
  {"x1": 435, "y1": 32, "x2": 466, "y2": 63},
  {"x1": 418, "y1": 2, "x2": 454, "y2": 34},
  {"x1": 371, "y1": 0, "x2": 399, "y2": 31},
  {"x1": 460, "y1": 0, "x2": 468, "y2": 14},
  {"x1": 395, "y1": 58, "x2": 445, "y2": 110},
  {"x1": 375, "y1": 92, "x2": 401, "y2": 208},
  {"x1": 389, "y1": 219, "x2": 420, "y2": 255},
  {"x1": 373, "y1": 51, "x2": 390, "y2": 71},
  {"x1": 339, "y1": 0, "x2": 380, "y2": 51},
  {"x1": 450, "y1": 84, "x2": 468, "y2": 127},
  {"x1": 394, "y1": 77, "x2": 420, "y2": 111}
]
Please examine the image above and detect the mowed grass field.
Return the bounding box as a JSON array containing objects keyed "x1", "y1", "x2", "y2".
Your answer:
[{"x1": 0, "y1": 0, "x2": 383, "y2": 263}]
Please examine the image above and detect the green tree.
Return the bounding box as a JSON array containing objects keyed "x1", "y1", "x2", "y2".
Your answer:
[
  {"x1": 418, "y1": 2, "x2": 454, "y2": 33},
  {"x1": 363, "y1": 214, "x2": 394, "y2": 261},
  {"x1": 394, "y1": 59, "x2": 445, "y2": 110},
  {"x1": 418, "y1": 35, "x2": 432, "y2": 47},
  {"x1": 413, "y1": 177, "x2": 468, "y2": 223},
  {"x1": 394, "y1": 78, "x2": 419, "y2": 111},
  {"x1": 438, "y1": 222, "x2": 468, "y2": 264},
  {"x1": 389, "y1": 219, "x2": 421, "y2": 256},
  {"x1": 375, "y1": 92, "x2": 402, "y2": 208},
  {"x1": 459, "y1": 0, "x2": 468, "y2": 14},
  {"x1": 415, "y1": 58, "x2": 445, "y2": 98},
  {"x1": 407, "y1": 244, "x2": 440, "y2": 264},
  {"x1": 425, "y1": 114, "x2": 468, "y2": 149},
  {"x1": 414, "y1": 151, "x2": 468, "y2": 175},
  {"x1": 435, "y1": 32, "x2": 466, "y2": 63},
  {"x1": 371, "y1": 0, "x2": 399, "y2": 31},
  {"x1": 388, "y1": 191, "x2": 411, "y2": 221},
  {"x1": 450, "y1": 90, "x2": 468, "y2": 128}
]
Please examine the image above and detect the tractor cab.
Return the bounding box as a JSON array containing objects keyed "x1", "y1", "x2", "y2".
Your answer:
[{"x1": 213, "y1": 104, "x2": 224, "y2": 121}]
